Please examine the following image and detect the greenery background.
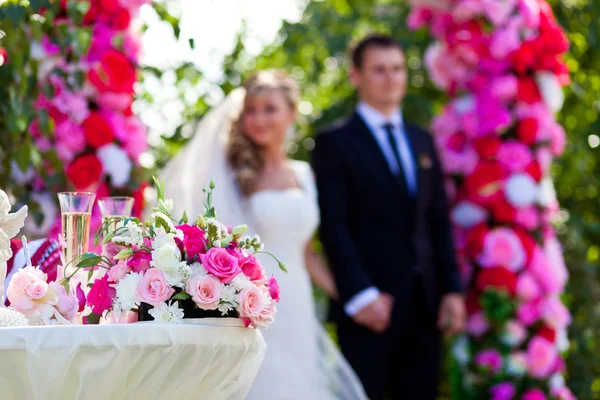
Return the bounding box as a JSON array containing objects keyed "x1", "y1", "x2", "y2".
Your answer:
[{"x1": 145, "y1": 0, "x2": 600, "y2": 398}]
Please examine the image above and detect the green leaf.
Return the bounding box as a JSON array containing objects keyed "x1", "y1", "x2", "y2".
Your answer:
[
  {"x1": 179, "y1": 210, "x2": 188, "y2": 224},
  {"x1": 101, "y1": 231, "x2": 115, "y2": 245},
  {"x1": 87, "y1": 268, "x2": 94, "y2": 282},
  {"x1": 172, "y1": 291, "x2": 191, "y2": 301},
  {"x1": 189, "y1": 38, "x2": 195, "y2": 49},
  {"x1": 75, "y1": 252, "x2": 103, "y2": 269}
]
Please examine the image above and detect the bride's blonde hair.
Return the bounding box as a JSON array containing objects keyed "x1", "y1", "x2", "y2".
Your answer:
[{"x1": 227, "y1": 70, "x2": 300, "y2": 196}]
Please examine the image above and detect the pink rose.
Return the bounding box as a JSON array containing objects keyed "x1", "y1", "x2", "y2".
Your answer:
[
  {"x1": 200, "y1": 248, "x2": 242, "y2": 283},
  {"x1": 523, "y1": 389, "x2": 547, "y2": 400},
  {"x1": 490, "y1": 75, "x2": 518, "y2": 101},
  {"x1": 137, "y1": 269, "x2": 175, "y2": 306},
  {"x1": 490, "y1": 26, "x2": 521, "y2": 59},
  {"x1": 123, "y1": 117, "x2": 149, "y2": 161},
  {"x1": 484, "y1": 0, "x2": 516, "y2": 26},
  {"x1": 541, "y1": 297, "x2": 571, "y2": 330},
  {"x1": 53, "y1": 282, "x2": 79, "y2": 321},
  {"x1": 97, "y1": 92, "x2": 133, "y2": 112},
  {"x1": 228, "y1": 248, "x2": 264, "y2": 282},
  {"x1": 26, "y1": 281, "x2": 48, "y2": 300},
  {"x1": 7, "y1": 267, "x2": 48, "y2": 311},
  {"x1": 497, "y1": 141, "x2": 533, "y2": 172},
  {"x1": 549, "y1": 123, "x2": 566, "y2": 156},
  {"x1": 108, "y1": 260, "x2": 132, "y2": 282},
  {"x1": 127, "y1": 250, "x2": 152, "y2": 273},
  {"x1": 237, "y1": 285, "x2": 267, "y2": 319},
  {"x1": 516, "y1": 272, "x2": 542, "y2": 302},
  {"x1": 253, "y1": 300, "x2": 276, "y2": 328},
  {"x1": 267, "y1": 275, "x2": 281, "y2": 302},
  {"x1": 517, "y1": 301, "x2": 541, "y2": 326},
  {"x1": 527, "y1": 337, "x2": 558, "y2": 379},
  {"x1": 177, "y1": 224, "x2": 208, "y2": 259},
  {"x1": 529, "y1": 245, "x2": 567, "y2": 295},
  {"x1": 475, "y1": 349, "x2": 503, "y2": 373},
  {"x1": 490, "y1": 382, "x2": 516, "y2": 400},
  {"x1": 551, "y1": 387, "x2": 576, "y2": 400},
  {"x1": 87, "y1": 274, "x2": 116, "y2": 315},
  {"x1": 476, "y1": 93, "x2": 513, "y2": 135},
  {"x1": 516, "y1": 207, "x2": 540, "y2": 230},
  {"x1": 478, "y1": 228, "x2": 526, "y2": 271},
  {"x1": 186, "y1": 274, "x2": 223, "y2": 310},
  {"x1": 467, "y1": 311, "x2": 489, "y2": 337}
]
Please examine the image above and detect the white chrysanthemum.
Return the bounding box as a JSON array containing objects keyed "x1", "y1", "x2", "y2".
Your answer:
[
  {"x1": 506, "y1": 173, "x2": 538, "y2": 208},
  {"x1": 97, "y1": 144, "x2": 132, "y2": 188},
  {"x1": 451, "y1": 201, "x2": 488, "y2": 228},
  {"x1": 158, "y1": 261, "x2": 191, "y2": 288},
  {"x1": 148, "y1": 301, "x2": 184, "y2": 324},
  {"x1": 537, "y1": 178, "x2": 557, "y2": 207},
  {"x1": 0, "y1": 307, "x2": 29, "y2": 327},
  {"x1": 231, "y1": 274, "x2": 251, "y2": 291},
  {"x1": 206, "y1": 218, "x2": 228, "y2": 241},
  {"x1": 218, "y1": 285, "x2": 239, "y2": 316},
  {"x1": 452, "y1": 335, "x2": 470, "y2": 366},
  {"x1": 163, "y1": 199, "x2": 175, "y2": 212},
  {"x1": 536, "y1": 71, "x2": 564, "y2": 113},
  {"x1": 112, "y1": 220, "x2": 144, "y2": 247},
  {"x1": 114, "y1": 272, "x2": 141, "y2": 312},
  {"x1": 152, "y1": 211, "x2": 176, "y2": 233},
  {"x1": 189, "y1": 262, "x2": 208, "y2": 277}
]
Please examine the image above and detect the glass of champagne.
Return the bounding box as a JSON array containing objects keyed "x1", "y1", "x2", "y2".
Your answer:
[
  {"x1": 57, "y1": 192, "x2": 95, "y2": 284},
  {"x1": 98, "y1": 197, "x2": 134, "y2": 234}
]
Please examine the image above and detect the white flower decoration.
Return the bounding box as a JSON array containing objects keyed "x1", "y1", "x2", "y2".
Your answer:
[{"x1": 148, "y1": 301, "x2": 184, "y2": 324}]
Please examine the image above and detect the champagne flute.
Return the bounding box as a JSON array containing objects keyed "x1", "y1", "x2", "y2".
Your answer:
[
  {"x1": 98, "y1": 196, "x2": 134, "y2": 234},
  {"x1": 57, "y1": 192, "x2": 95, "y2": 285}
]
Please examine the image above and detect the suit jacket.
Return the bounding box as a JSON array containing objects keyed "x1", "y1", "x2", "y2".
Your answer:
[{"x1": 311, "y1": 112, "x2": 462, "y2": 321}]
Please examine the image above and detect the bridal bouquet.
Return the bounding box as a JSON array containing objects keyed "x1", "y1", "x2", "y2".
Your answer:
[{"x1": 65, "y1": 179, "x2": 282, "y2": 328}]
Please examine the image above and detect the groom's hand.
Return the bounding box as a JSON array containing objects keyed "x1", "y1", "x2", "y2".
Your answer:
[
  {"x1": 437, "y1": 293, "x2": 466, "y2": 337},
  {"x1": 352, "y1": 294, "x2": 393, "y2": 334}
]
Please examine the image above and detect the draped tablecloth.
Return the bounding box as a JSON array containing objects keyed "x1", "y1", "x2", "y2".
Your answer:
[{"x1": 0, "y1": 318, "x2": 266, "y2": 400}]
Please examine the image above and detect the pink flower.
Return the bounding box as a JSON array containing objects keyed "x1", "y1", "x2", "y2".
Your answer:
[
  {"x1": 541, "y1": 297, "x2": 571, "y2": 330},
  {"x1": 467, "y1": 311, "x2": 489, "y2": 337},
  {"x1": 54, "y1": 282, "x2": 79, "y2": 321},
  {"x1": 550, "y1": 123, "x2": 567, "y2": 156},
  {"x1": 228, "y1": 248, "x2": 264, "y2": 282},
  {"x1": 475, "y1": 349, "x2": 503, "y2": 373},
  {"x1": 123, "y1": 117, "x2": 149, "y2": 161},
  {"x1": 523, "y1": 389, "x2": 547, "y2": 400},
  {"x1": 237, "y1": 285, "x2": 267, "y2": 320},
  {"x1": 516, "y1": 272, "x2": 542, "y2": 302},
  {"x1": 490, "y1": 382, "x2": 516, "y2": 400},
  {"x1": 407, "y1": 6, "x2": 432, "y2": 30},
  {"x1": 253, "y1": 300, "x2": 276, "y2": 328},
  {"x1": 453, "y1": 0, "x2": 484, "y2": 22},
  {"x1": 476, "y1": 93, "x2": 513, "y2": 135},
  {"x1": 7, "y1": 267, "x2": 48, "y2": 311},
  {"x1": 200, "y1": 248, "x2": 242, "y2": 284},
  {"x1": 516, "y1": 207, "x2": 540, "y2": 230},
  {"x1": 497, "y1": 141, "x2": 533, "y2": 172},
  {"x1": 26, "y1": 281, "x2": 48, "y2": 300},
  {"x1": 97, "y1": 92, "x2": 133, "y2": 112},
  {"x1": 51, "y1": 90, "x2": 89, "y2": 123},
  {"x1": 483, "y1": 0, "x2": 517, "y2": 26},
  {"x1": 517, "y1": 301, "x2": 541, "y2": 325},
  {"x1": 87, "y1": 274, "x2": 116, "y2": 315},
  {"x1": 55, "y1": 120, "x2": 86, "y2": 163},
  {"x1": 186, "y1": 274, "x2": 223, "y2": 310},
  {"x1": 176, "y1": 224, "x2": 208, "y2": 259},
  {"x1": 502, "y1": 320, "x2": 527, "y2": 347},
  {"x1": 551, "y1": 387, "x2": 576, "y2": 400},
  {"x1": 267, "y1": 275, "x2": 281, "y2": 302},
  {"x1": 478, "y1": 228, "x2": 526, "y2": 271},
  {"x1": 490, "y1": 75, "x2": 518, "y2": 101},
  {"x1": 529, "y1": 245, "x2": 567, "y2": 295},
  {"x1": 127, "y1": 250, "x2": 152, "y2": 273},
  {"x1": 490, "y1": 26, "x2": 521, "y2": 59},
  {"x1": 108, "y1": 259, "x2": 132, "y2": 282},
  {"x1": 527, "y1": 337, "x2": 558, "y2": 379},
  {"x1": 137, "y1": 269, "x2": 175, "y2": 306}
]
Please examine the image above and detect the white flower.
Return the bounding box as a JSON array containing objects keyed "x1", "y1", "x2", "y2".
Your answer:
[
  {"x1": 97, "y1": 144, "x2": 132, "y2": 188},
  {"x1": 151, "y1": 244, "x2": 182, "y2": 271},
  {"x1": 218, "y1": 285, "x2": 239, "y2": 315},
  {"x1": 451, "y1": 201, "x2": 487, "y2": 228},
  {"x1": 452, "y1": 336, "x2": 470, "y2": 366},
  {"x1": 114, "y1": 272, "x2": 141, "y2": 312},
  {"x1": 152, "y1": 227, "x2": 177, "y2": 248},
  {"x1": 537, "y1": 178, "x2": 557, "y2": 207},
  {"x1": 536, "y1": 72, "x2": 565, "y2": 113},
  {"x1": 152, "y1": 212, "x2": 176, "y2": 233},
  {"x1": 206, "y1": 218, "x2": 228, "y2": 241},
  {"x1": 231, "y1": 274, "x2": 251, "y2": 291},
  {"x1": 557, "y1": 329, "x2": 570, "y2": 352},
  {"x1": 158, "y1": 261, "x2": 191, "y2": 288},
  {"x1": 506, "y1": 353, "x2": 528, "y2": 377},
  {"x1": 163, "y1": 199, "x2": 174, "y2": 212},
  {"x1": 189, "y1": 262, "x2": 208, "y2": 277},
  {"x1": 112, "y1": 220, "x2": 144, "y2": 247},
  {"x1": 148, "y1": 301, "x2": 185, "y2": 324},
  {"x1": 453, "y1": 95, "x2": 475, "y2": 114},
  {"x1": 550, "y1": 374, "x2": 566, "y2": 391},
  {"x1": 505, "y1": 173, "x2": 538, "y2": 208}
]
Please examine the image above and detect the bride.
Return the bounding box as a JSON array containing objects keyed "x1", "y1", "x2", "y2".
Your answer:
[{"x1": 161, "y1": 70, "x2": 367, "y2": 400}]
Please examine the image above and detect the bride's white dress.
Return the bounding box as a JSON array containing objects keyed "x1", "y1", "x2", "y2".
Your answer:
[{"x1": 160, "y1": 89, "x2": 366, "y2": 400}]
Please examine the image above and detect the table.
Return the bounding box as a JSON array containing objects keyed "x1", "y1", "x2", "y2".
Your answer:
[{"x1": 0, "y1": 318, "x2": 266, "y2": 400}]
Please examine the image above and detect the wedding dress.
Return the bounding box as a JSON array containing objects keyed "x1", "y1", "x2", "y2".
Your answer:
[{"x1": 161, "y1": 89, "x2": 367, "y2": 400}]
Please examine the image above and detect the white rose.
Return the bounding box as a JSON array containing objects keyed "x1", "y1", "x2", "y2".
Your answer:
[
  {"x1": 506, "y1": 173, "x2": 538, "y2": 208},
  {"x1": 153, "y1": 227, "x2": 177, "y2": 248},
  {"x1": 97, "y1": 144, "x2": 132, "y2": 188},
  {"x1": 151, "y1": 244, "x2": 182, "y2": 271},
  {"x1": 537, "y1": 178, "x2": 557, "y2": 207},
  {"x1": 536, "y1": 72, "x2": 564, "y2": 113},
  {"x1": 451, "y1": 201, "x2": 487, "y2": 228}
]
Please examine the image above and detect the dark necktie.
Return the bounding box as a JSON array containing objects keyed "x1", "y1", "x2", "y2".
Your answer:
[{"x1": 383, "y1": 123, "x2": 411, "y2": 195}]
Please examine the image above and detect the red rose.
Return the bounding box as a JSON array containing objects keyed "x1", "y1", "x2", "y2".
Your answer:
[
  {"x1": 476, "y1": 267, "x2": 518, "y2": 296},
  {"x1": 517, "y1": 77, "x2": 542, "y2": 104},
  {"x1": 112, "y1": 8, "x2": 131, "y2": 30},
  {"x1": 525, "y1": 160, "x2": 543, "y2": 182},
  {"x1": 83, "y1": 112, "x2": 114, "y2": 148},
  {"x1": 82, "y1": 3, "x2": 99, "y2": 25},
  {"x1": 517, "y1": 118, "x2": 538, "y2": 145},
  {"x1": 538, "y1": 325, "x2": 556, "y2": 343},
  {"x1": 473, "y1": 135, "x2": 502, "y2": 159},
  {"x1": 89, "y1": 49, "x2": 136, "y2": 94},
  {"x1": 511, "y1": 40, "x2": 537, "y2": 74},
  {"x1": 66, "y1": 153, "x2": 103, "y2": 190},
  {"x1": 132, "y1": 183, "x2": 148, "y2": 218},
  {"x1": 514, "y1": 228, "x2": 536, "y2": 264},
  {"x1": 0, "y1": 48, "x2": 7, "y2": 65},
  {"x1": 490, "y1": 199, "x2": 516, "y2": 224},
  {"x1": 464, "y1": 223, "x2": 490, "y2": 258},
  {"x1": 464, "y1": 162, "x2": 506, "y2": 206},
  {"x1": 99, "y1": 0, "x2": 120, "y2": 14}
]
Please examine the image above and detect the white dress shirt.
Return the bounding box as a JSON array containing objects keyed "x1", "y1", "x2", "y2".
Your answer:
[{"x1": 344, "y1": 102, "x2": 418, "y2": 317}]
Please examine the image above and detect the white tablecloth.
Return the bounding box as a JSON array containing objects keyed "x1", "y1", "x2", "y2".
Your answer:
[{"x1": 0, "y1": 319, "x2": 266, "y2": 400}]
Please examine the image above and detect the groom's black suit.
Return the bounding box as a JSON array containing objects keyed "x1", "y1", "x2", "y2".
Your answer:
[{"x1": 312, "y1": 112, "x2": 462, "y2": 400}]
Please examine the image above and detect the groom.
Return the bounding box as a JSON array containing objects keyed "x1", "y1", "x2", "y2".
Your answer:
[{"x1": 312, "y1": 34, "x2": 466, "y2": 400}]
